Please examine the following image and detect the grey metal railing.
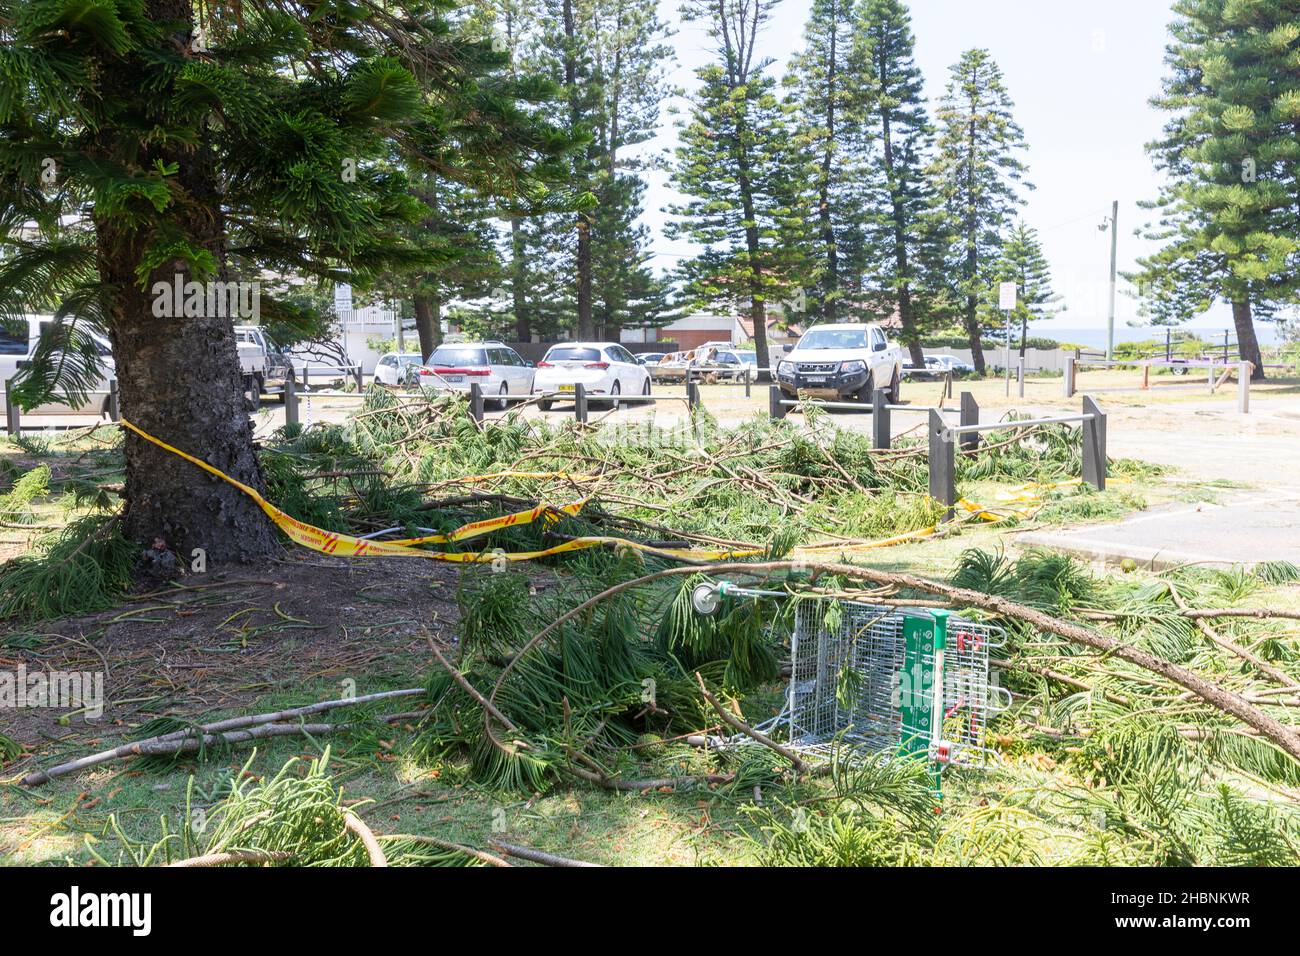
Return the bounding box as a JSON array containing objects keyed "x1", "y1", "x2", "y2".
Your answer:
[{"x1": 928, "y1": 396, "x2": 1107, "y2": 519}]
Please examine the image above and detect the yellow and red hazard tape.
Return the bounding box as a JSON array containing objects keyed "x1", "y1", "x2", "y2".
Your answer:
[
  {"x1": 120, "y1": 419, "x2": 1079, "y2": 564},
  {"x1": 120, "y1": 420, "x2": 761, "y2": 563}
]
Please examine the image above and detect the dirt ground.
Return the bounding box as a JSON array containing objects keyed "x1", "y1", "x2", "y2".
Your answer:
[{"x1": 0, "y1": 552, "x2": 463, "y2": 758}]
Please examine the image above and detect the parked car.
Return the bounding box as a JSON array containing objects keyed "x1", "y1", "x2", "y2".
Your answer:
[
  {"x1": 905, "y1": 354, "x2": 975, "y2": 379},
  {"x1": 407, "y1": 342, "x2": 534, "y2": 409},
  {"x1": 235, "y1": 324, "x2": 293, "y2": 409},
  {"x1": 374, "y1": 351, "x2": 425, "y2": 386},
  {"x1": 533, "y1": 342, "x2": 652, "y2": 410},
  {"x1": 776, "y1": 323, "x2": 904, "y2": 405},
  {"x1": 637, "y1": 352, "x2": 667, "y2": 366},
  {"x1": 1, "y1": 316, "x2": 117, "y2": 416}
]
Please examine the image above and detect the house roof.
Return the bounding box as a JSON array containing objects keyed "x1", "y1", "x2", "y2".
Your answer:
[{"x1": 738, "y1": 316, "x2": 804, "y2": 338}]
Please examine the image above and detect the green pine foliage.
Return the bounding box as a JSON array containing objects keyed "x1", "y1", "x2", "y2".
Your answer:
[
  {"x1": 668, "y1": 0, "x2": 815, "y2": 371},
  {"x1": 1132, "y1": 0, "x2": 1300, "y2": 380},
  {"x1": 930, "y1": 48, "x2": 1032, "y2": 373},
  {"x1": 987, "y1": 222, "x2": 1062, "y2": 349}
]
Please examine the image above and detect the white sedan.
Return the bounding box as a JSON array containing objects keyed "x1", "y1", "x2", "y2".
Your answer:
[
  {"x1": 534, "y1": 342, "x2": 652, "y2": 410},
  {"x1": 374, "y1": 351, "x2": 425, "y2": 386}
]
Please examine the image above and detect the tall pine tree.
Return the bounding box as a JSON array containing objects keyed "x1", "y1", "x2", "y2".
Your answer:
[
  {"x1": 930, "y1": 48, "x2": 1032, "y2": 372},
  {"x1": 857, "y1": 0, "x2": 940, "y2": 367},
  {"x1": 0, "y1": 0, "x2": 569, "y2": 562},
  {"x1": 1133, "y1": 0, "x2": 1300, "y2": 380},
  {"x1": 785, "y1": 0, "x2": 867, "y2": 323},
  {"x1": 669, "y1": 0, "x2": 813, "y2": 374},
  {"x1": 988, "y1": 222, "x2": 1061, "y2": 357}
]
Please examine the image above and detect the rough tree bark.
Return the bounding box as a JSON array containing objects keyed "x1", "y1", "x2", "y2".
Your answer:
[
  {"x1": 510, "y1": 217, "x2": 530, "y2": 342},
  {"x1": 95, "y1": 0, "x2": 277, "y2": 567},
  {"x1": 1231, "y1": 297, "x2": 1266, "y2": 382},
  {"x1": 413, "y1": 294, "x2": 442, "y2": 362}
]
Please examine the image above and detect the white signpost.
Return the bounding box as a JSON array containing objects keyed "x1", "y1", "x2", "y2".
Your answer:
[{"x1": 999, "y1": 282, "x2": 1017, "y2": 396}]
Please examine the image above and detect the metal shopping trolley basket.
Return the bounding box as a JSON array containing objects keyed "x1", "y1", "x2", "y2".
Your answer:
[{"x1": 691, "y1": 581, "x2": 1012, "y2": 789}]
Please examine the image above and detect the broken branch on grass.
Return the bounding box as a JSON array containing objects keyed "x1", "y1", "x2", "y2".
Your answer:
[
  {"x1": 488, "y1": 840, "x2": 602, "y2": 868},
  {"x1": 381, "y1": 834, "x2": 511, "y2": 867},
  {"x1": 22, "y1": 722, "x2": 340, "y2": 786},
  {"x1": 343, "y1": 811, "x2": 388, "y2": 867},
  {"x1": 21, "y1": 687, "x2": 425, "y2": 786},
  {"x1": 166, "y1": 850, "x2": 292, "y2": 867},
  {"x1": 695, "y1": 671, "x2": 810, "y2": 774},
  {"x1": 491, "y1": 560, "x2": 1300, "y2": 766},
  {"x1": 1166, "y1": 581, "x2": 1293, "y2": 687}
]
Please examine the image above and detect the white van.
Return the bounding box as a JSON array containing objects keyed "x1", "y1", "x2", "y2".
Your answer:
[{"x1": 0, "y1": 316, "x2": 116, "y2": 416}]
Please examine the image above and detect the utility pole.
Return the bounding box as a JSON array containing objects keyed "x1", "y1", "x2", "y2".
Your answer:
[{"x1": 1102, "y1": 200, "x2": 1119, "y2": 361}]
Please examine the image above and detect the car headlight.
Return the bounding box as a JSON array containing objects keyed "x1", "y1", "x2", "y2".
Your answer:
[
  {"x1": 777, "y1": 362, "x2": 794, "y2": 376},
  {"x1": 840, "y1": 360, "x2": 866, "y2": 374}
]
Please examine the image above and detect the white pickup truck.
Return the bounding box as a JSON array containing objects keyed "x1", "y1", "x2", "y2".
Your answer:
[
  {"x1": 775, "y1": 323, "x2": 904, "y2": 404},
  {"x1": 235, "y1": 325, "x2": 293, "y2": 409}
]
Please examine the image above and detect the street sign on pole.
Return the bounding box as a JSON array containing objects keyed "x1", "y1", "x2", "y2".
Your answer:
[
  {"x1": 1000, "y1": 282, "x2": 1016, "y2": 395},
  {"x1": 998, "y1": 282, "x2": 1018, "y2": 311}
]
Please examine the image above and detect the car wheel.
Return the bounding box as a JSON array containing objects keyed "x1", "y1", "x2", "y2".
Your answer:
[
  {"x1": 495, "y1": 383, "x2": 509, "y2": 411},
  {"x1": 854, "y1": 372, "x2": 876, "y2": 407},
  {"x1": 244, "y1": 375, "x2": 262, "y2": 412},
  {"x1": 888, "y1": 367, "x2": 901, "y2": 404},
  {"x1": 642, "y1": 377, "x2": 651, "y2": 397},
  {"x1": 538, "y1": 396, "x2": 553, "y2": 411},
  {"x1": 606, "y1": 380, "x2": 621, "y2": 410}
]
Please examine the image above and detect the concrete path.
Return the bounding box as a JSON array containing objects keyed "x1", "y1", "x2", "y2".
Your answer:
[{"x1": 1020, "y1": 489, "x2": 1300, "y2": 569}]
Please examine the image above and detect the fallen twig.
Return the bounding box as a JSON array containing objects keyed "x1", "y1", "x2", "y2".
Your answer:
[
  {"x1": 488, "y1": 840, "x2": 603, "y2": 868},
  {"x1": 344, "y1": 811, "x2": 388, "y2": 867},
  {"x1": 20, "y1": 688, "x2": 424, "y2": 786},
  {"x1": 695, "y1": 671, "x2": 811, "y2": 774}
]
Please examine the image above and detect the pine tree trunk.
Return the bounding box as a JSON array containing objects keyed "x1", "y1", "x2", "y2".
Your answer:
[
  {"x1": 93, "y1": 0, "x2": 277, "y2": 568},
  {"x1": 1231, "y1": 297, "x2": 1266, "y2": 382},
  {"x1": 818, "y1": 8, "x2": 839, "y2": 323},
  {"x1": 738, "y1": 156, "x2": 770, "y2": 380},
  {"x1": 413, "y1": 294, "x2": 442, "y2": 361},
  {"x1": 510, "y1": 218, "x2": 530, "y2": 341},
  {"x1": 576, "y1": 217, "x2": 594, "y2": 339},
  {"x1": 880, "y1": 106, "x2": 924, "y2": 369},
  {"x1": 96, "y1": 213, "x2": 276, "y2": 566}
]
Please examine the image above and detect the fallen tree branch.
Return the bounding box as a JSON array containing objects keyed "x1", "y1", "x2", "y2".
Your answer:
[
  {"x1": 165, "y1": 850, "x2": 292, "y2": 868},
  {"x1": 22, "y1": 722, "x2": 339, "y2": 786},
  {"x1": 380, "y1": 834, "x2": 512, "y2": 867},
  {"x1": 488, "y1": 840, "x2": 603, "y2": 868},
  {"x1": 695, "y1": 671, "x2": 810, "y2": 774},
  {"x1": 490, "y1": 561, "x2": 1300, "y2": 765},
  {"x1": 427, "y1": 636, "x2": 732, "y2": 792},
  {"x1": 344, "y1": 811, "x2": 388, "y2": 867},
  {"x1": 1182, "y1": 608, "x2": 1300, "y2": 623},
  {"x1": 1167, "y1": 581, "x2": 1293, "y2": 687}
]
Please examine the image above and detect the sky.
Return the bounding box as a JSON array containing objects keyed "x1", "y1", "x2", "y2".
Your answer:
[{"x1": 640, "y1": 0, "x2": 1248, "y2": 336}]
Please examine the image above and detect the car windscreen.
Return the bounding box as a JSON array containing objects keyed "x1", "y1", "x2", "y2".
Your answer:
[
  {"x1": 0, "y1": 322, "x2": 29, "y2": 355},
  {"x1": 429, "y1": 348, "x2": 487, "y2": 366},
  {"x1": 545, "y1": 347, "x2": 601, "y2": 362},
  {"x1": 735, "y1": 352, "x2": 757, "y2": 364},
  {"x1": 797, "y1": 329, "x2": 869, "y2": 350}
]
